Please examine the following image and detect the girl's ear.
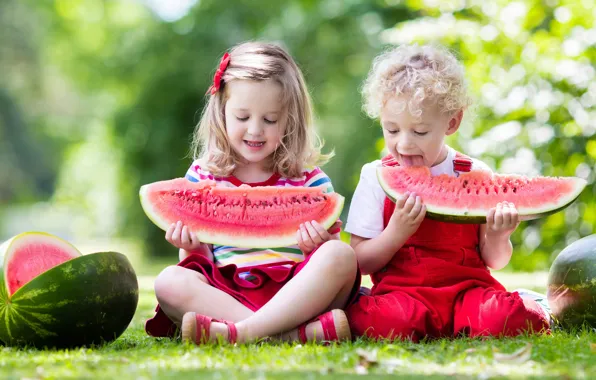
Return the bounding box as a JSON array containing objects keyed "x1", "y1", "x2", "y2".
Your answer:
[{"x1": 446, "y1": 109, "x2": 463, "y2": 136}]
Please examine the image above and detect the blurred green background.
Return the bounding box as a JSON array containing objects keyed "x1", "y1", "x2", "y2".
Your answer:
[{"x1": 1, "y1": 0, "x2": 594, "y2": 274}]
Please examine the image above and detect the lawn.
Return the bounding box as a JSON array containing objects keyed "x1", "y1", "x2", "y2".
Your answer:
[{"x1": 0, "y1": 271, "x2": 594, "y2": 379}]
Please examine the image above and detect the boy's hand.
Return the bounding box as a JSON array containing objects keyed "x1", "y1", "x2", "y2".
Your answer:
[
  {"x1": 486, "y1": 202, "x2": 520, "y2": 238},
  {"x1": 388, "y1": 192, "x2": 426, "y2": 237},
  {"x1": 166, "y1": 220, "x2": 204, "y2": 251},
  {"x1": 296, "y1": 220, "x2": 337, "y2": 254}
]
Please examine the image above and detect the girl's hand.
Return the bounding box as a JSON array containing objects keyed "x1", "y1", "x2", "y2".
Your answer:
[
  {"x1": 388, "y1": 192, "x2": 426, "y2": 237},
  {"x1": 296, "y1": 220, "x2": 336, "y2": 254},
  {"x1": 486, "y1": 202, "x2": 520, "y2": 238},
  {"x1": 166, "y1": 220, "x2": 203, "y2": 251}
]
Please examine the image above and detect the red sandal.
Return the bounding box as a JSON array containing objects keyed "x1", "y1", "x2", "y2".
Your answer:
[
  {"x1": 181, "y1": 312, "x2": 238, "y2": 344},
  {"x1": 297, "y1": 309, "x2": 351, "y2": 344}
]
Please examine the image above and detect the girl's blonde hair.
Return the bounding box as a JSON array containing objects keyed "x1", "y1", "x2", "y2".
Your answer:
[
  {"x1": 362, "y1": 44, "x2": 471, "y2": 121},
  {"x1": 191, "y1": 41, "x2": 331, "y2": 178}
]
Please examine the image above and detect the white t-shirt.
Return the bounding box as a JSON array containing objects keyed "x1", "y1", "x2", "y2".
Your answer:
[{"x1": 345, "y1": 146, "x2": 492, "y2": 239}]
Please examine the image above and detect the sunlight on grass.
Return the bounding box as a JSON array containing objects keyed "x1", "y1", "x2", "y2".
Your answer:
[{"x1": 1, "y1": 274, "x2": 594, "y2": 379}]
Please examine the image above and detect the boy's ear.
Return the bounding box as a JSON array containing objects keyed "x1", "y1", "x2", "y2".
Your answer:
[{"x1": 446, "y1": 110, "x2": 463, "y2": 136}]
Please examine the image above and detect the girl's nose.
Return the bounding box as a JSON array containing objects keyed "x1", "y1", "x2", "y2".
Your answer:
[{"x1": 247, "y1": 120, "x2": 264, "y2": 136}]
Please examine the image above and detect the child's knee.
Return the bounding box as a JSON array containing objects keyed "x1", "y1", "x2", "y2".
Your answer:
[
  {"x1": 154, "y1": 266, "x2": 182, "y2": 303},
  {"x1": 154, "y1": 266, "x2": 206, "y2": 306},
  {"x1": 314, "y1": 240, "x2": 357, "y2": 274}
]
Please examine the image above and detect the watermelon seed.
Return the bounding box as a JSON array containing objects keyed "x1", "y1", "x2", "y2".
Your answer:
[
  {"x1": 503, "y1": 187, "x2": 508, "y2": 193},
  {"x1": 513, "y1": 187, "x2": 517, "y2": 193},
  {"x1": 463, "y1": 180, "x2": 468, "y2": 188}
]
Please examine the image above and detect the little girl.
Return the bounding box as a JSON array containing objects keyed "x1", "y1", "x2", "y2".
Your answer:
[
  {"x1": 345, "y1": 44, "x2": 551, "y2": 341},
  {"x1": 145, "y1": 42, "x2": 360, "y2": 344}
]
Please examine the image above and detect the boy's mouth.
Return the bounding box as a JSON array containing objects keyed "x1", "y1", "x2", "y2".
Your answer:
[{"x1": 399, "y1": 154, "x2": 424, "y2": 167}]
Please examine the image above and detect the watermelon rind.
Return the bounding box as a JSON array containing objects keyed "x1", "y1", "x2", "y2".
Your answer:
[
  {"x1": 139, "y1": 180, "x2": 345, "y2": 248},
  {"x1": 0, "y1": 232, "x2": 82, "y2": 297},
  {"x1": 546, "y1": 234, "x2": 596, "y2": 329},
  {"x1": 0, "y1": 251, "x2": 139, "y2": 348},
  {"x1": 377, "y1": 168, "x2": 587, "y2": 224}
]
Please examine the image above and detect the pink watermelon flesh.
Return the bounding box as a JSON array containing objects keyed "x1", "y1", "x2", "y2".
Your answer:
[
  {"x1": 139, "y1": 178, "x2": 345, "y2": 248},
  {"x1": 3, "y1": 233, "x2": 81, "y2": 296},
  {"x1": 378, "y1": 166, "x2": 587, "y2": 223}
]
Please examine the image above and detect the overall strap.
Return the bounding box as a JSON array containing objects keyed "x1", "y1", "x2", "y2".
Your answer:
[
  {"x1": 381, "y1": 155, "x2": 396, "y2": 225},
  {"x1": 382, "y1": 155, "x2": 398, "y2": 225},
  {"x1": 453, "y1": 151, "x2": 473, "y2": 174}
]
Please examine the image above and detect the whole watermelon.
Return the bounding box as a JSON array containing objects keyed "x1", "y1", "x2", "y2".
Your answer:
[
  {"x1": 547, "y1": 234, "x2": 596, "y2": 330},
  {"x1": 0, "y1": 232, "x2": 139, "y2": 348}
]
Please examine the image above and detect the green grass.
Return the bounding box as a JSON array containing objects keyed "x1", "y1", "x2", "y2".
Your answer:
[{"x1": 0, "y1": 275, "x2": 594, "y2": 379}]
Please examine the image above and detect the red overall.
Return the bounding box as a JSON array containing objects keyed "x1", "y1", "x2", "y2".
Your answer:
[{"x1": 346, "y1": 153, "x2": 549, "y2": 341}]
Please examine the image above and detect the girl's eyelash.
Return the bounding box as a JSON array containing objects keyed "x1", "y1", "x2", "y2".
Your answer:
[
  {"x1": 415, "y1": 131, "x2": 428, "y2": 136},
  {"x1": 236, "y1": 116, "x2": 277, "y2": 124}
]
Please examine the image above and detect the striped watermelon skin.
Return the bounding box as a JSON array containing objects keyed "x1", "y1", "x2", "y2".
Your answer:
[
  {"x1": 0, "y1": 251, "x2": 139, "y2": 348},
  {"x1": 547, "y1": 234, "x2": 596, "y2": 329}
]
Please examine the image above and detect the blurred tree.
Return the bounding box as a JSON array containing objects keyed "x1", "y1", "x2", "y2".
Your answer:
[{"x1": 0, "y1": 1, "x2": 56, "y2": 203}]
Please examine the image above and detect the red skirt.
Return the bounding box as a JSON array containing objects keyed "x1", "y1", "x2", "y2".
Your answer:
[{"x1": 145, "y1": 250, "x2": 362, "y2": 337}]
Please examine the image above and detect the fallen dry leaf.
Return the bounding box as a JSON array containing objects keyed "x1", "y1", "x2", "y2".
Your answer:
[
  {"x1": 355, "y1": 364, "x2": 368, "y2": 375},
  {"x1": 590, "y1": 342, "x2": 596, "y2": 353},
  {"x1": 493, "y1": 343, "x2": 533, "y2": 364},
  {"x1": 356, "y1": 348, "x2": 379, "y2": 366},
  {"x1": 355, "y1": 348, "x2": 379, "y2": 374},
  {"x1": 381, "y1": 358, "x2": 405, "y2": 372}
]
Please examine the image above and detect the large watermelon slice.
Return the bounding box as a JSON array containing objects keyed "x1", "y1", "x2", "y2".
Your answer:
[
  {"x1": 547, "y1": 234, "x2": 596, "y2": 330},
  {"x1": 378, "y1": 166, "x2": 587, "y2": 223},
  {"x1": 139, "y1": 178, "x2": 345, "y2": 248},
  {"x1": 0, "y1": 232, "x2": 139, "y2": 348}
]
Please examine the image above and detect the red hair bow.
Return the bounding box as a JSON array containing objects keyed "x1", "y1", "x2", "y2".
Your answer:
[{"x1": 208, "y1": 52, "x2": 231, "y2": 95}]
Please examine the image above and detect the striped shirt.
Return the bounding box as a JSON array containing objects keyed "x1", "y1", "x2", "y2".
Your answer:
[{"x1": 185, "y1": 160, "x2": 334, "y2": 270}]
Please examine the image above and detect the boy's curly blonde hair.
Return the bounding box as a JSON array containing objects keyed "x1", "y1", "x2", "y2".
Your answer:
[
  {"x1": 362, "y1": 44, "x2": 471, "y2": 121},
  {"x1": 191, "y1": 41, "x2": 331, "y2": 178}
]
